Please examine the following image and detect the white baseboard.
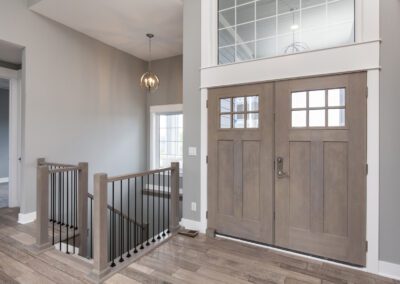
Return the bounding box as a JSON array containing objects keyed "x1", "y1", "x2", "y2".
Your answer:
[
  {"x1": 180, "y1": 218, "x2": 207, "y2": 234},
  {"x1": 18, "y1": 211, "x2": 36, "y2": 224},
  {"x1": 0, "y1": 177, "x2": 9, "y2": 183},
  {"x1": 379, "y1": 261, "x2": 400, "y2": 280}
]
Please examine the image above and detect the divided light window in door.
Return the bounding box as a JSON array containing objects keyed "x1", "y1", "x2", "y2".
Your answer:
[{"x1": 218, "y1": 0, "x2": 355, "y2": 64}]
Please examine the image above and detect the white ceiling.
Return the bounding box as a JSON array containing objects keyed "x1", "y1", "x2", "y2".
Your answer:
[{"x1": 30, "y1": 0, "x2": 183, "y2": 61}]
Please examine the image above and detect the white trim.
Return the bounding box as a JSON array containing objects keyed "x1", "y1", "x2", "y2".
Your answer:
[
  {"x1": 200, "y1": 89, "x2": 208, "y2": 235},
  {"x1": 180, "y1": 218, "x2": 206, "y2": 233},
  {"x1": 0, "y1": 67, "x2": 18, "y2": 79},
  {"x1": 18, "y1": 211, "x2": 36, "y2": 224},
  {"x1": 0, "y1": 178, "x2": 9, "y2": 183},
  {"x1": 379, "y1": 261, "x2": 400, "y2": 281},
  {"x1": 201, "y1": 40, "x2": 380, "y2": 88},
  {"x1": 366, "y1": 69, "x2": 380, "y2": 273}
]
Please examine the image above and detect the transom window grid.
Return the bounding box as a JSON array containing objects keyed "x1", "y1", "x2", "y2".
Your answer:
[
  {"x1": 220, "y1": 95, "x2": 260, "y2": 129},
  {"x1": 218, "y1": 0, "x2": 355, "y2": 65},
  {"x1": 291, "y1": 88, "x2": 346, "y2": 128}
]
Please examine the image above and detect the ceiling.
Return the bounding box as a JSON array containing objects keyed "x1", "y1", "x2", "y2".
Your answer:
[{"x1": 30, "y1": 0, "x2": 183, "y2": 61}]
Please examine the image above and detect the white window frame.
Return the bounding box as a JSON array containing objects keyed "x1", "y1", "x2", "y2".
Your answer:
[{"x1": 149, "y1": 104, "x2": 183, "y2": 175}]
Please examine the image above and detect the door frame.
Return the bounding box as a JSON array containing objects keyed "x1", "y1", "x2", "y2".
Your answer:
[
  {"x1": 0, "y1": 66, "x2": 22, "y2": 208},
  {"x1": 201, "y1": 70, "x2": 380, "y2": 273}
]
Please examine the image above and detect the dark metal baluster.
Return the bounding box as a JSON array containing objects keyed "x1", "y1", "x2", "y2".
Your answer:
[
  {"x1": 119, "y1": 180, "x2": 124, "y2": 262},
  {"x1": 162, "y1": 170, "x2": 166, "y2": 237},
  {"x1": 73, "y1": 170, "x2": 76, "y2": 254},
  {"x1": 127, "y1": 179, "x2": 131, "y2": 257},
  {"x1": 111, "y1": 182, "x2": 116, "y2": 267},
  {"x1": 52, "y1": 171, "x2": 55, "y2": 245},
  {"x1": 157, "y1": 172, "x2": 161, "y2": 240},
  {"x1": 140, "y1": 176, "x2": 144, "y2": 249},
  {"x1": 167, "y1": 170, "x2": 170, "y2": 234},
  {"x1": 146, "y1": 174, "x2": 150, "y2": 246},
  {"x1": 66, "y1": 171, "x2": 69, "y2": 254},
  {"x1": 90, "y1": 197, "x2": 93, "y2": 259},
  {"x1": 134, "y1": 177, "x2": 138, "y2": 254},
  {"x1": 59, "y1": 172, "x2": 62, "y2": 250},
  {"x1": 50, "y1": 167, "x2": 53, "y2": 222},
  {"x1": 152, "y1": 173, "x2": 155, "y2": 243}
]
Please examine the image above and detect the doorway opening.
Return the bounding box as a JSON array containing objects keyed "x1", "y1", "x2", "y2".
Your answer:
[{"x1": 0, "y1": 79, "x2": 9, "y2": 208}]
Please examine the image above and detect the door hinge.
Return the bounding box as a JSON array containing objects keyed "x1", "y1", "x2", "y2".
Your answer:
[
  {"x1": 206, "y1": 100, "x2": 208, "y2": 108},
  {"x1": 365, "y1": 241, "x2": 368, "y2": 252},
  {"x1": 273, "y1": 211, "x2": 276, "y2": 220},
  {"x1": 366, "y1": 164, "x2": 368, "y2": 175},
  {"x1": 206, "y1": 211, "x2": 208, "y2": 219},
  {"x1": 366, "y1": 87, "x2": 369, "y2": 98},
  {"x1": 206, "y1": 155, "x2": 208, "y2": 164}
]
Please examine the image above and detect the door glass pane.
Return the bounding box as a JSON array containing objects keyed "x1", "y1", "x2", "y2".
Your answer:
[
  {"x1": 309, "y1": 109, "x2": 325, "y2": 127},
  {"x1": 256, "y1": 0, "x2": 276, "y2": 19},
  {"x1": 219, "y1": 8, "x2": 235, "y2": 29},
  {"x1": 219, "y1": 46, "x2": 235, "y2": 64},
  {"x1": 328, "y1": 109, "x2": 346, "y2": 127},
  {"x1": 237, "y1": 22, "x2": 255, "y2": 43},
  {"x1": 247, "y1": 113, "x2": 259, "y2": 128},
  {"x1": 220, "y1": 114, "x2": 232, "y2": 128},
  {"x1": 328, "y1": 88, "x2": 346, "y2": 106},
  {"x1": 219, "y1": 27, "x2": 235, "y2": 47},
  {"x1": 220, "y1": 98, "x2": 232, "y2": 113},
  {"x1": 233, "y1": 113, "x2": 245, "y2": 128},
  {"x1": 237, "y1": 2, "x2": 255, "y2": 25},
  {"x1": 246, "y1": 96, "x2": 259, "y2": 111},
  {"x1": 292, "y1": 92, "x2": 307, "y2": 109},
  {"x1": 309, "y1": 90, "x2": 326, "y2": 107},
  {"x1": 236, "y1": 42, "x2": 255, "y2": 61},
  {"x1": 292, "y1": 110, "x2": 307, "y2": 127},
  {"x1": 219, "y1": 0, "x2": 235, "y2": 10},
  {"x1": 233, "y1": 97, "x2": 245, "y2": 112}
]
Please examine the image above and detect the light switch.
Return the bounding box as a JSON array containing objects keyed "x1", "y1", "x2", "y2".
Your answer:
[
  {"x1": 191, "y1": 202, "x2": 197, "y2": 212},
  {"x1": 188, "y1": 147, "x2": 197, "y2": 156}
]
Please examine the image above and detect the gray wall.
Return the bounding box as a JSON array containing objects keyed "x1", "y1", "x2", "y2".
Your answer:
[
  {"x1": 182, "y1": 0, "x2": 201, "y2": 221},
  {"x1": 379, "y1": 0, "x2": 400, "y2": 265},
  {"x1": 0, "y1": 0, "x2": 148, "y2": 214},
  {"x1": 0, "y1": 88, "x2": 9, "y2": 178},
  {"x1": 146, "y1": 55, "x2": 183, "y2": 169}
]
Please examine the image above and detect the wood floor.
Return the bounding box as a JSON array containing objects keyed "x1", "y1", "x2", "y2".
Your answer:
[
  {"x1": 0, "y1": 207, "x2": 399, "y2": 284},
  {"x1": 0, "y1": 183, "x2": 8, "y2": 208}
]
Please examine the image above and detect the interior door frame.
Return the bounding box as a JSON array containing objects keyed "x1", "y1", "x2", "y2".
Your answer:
[{"x1": 0, "y1": 66, "x2": 22, "y2": 208}]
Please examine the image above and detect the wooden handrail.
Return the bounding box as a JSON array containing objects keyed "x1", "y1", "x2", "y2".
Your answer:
[
  {"x1": 87, "y1": 193, "x2": 148, "y2": 229},
  {"x1": 37, "y1": 158, "x2": 77, "y2": 168},
  {"x1": 107, "y1": 167, "x2": 174, "y2": 182}
]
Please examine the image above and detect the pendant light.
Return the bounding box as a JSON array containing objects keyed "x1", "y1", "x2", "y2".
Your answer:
[{"x1": 140, "y1": 33, "x2": 160, "y2": 93}]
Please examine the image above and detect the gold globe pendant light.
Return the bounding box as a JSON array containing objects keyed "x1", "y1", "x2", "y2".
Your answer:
[{"x1": 140, "y1": 33, "x2": 159, "y2": 93}]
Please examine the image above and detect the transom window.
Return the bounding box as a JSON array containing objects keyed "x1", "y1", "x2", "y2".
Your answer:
[
  {"x1": 220, "y1": 96, "x2": 259, "y2": 129},
  {"x1": 291, "y1": 88, "x2": 346, "y2": 128},
  {"x1": 218, "y1": 0, "x2": 355, "y2": 65}
]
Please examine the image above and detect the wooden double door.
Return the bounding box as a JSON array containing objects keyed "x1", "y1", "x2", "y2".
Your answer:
[{"x1": 208, "y1": 73, "x2": 367, "y2": 266}]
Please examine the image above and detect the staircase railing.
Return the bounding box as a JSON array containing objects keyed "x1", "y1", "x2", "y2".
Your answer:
[
  {"x1": 91, "y1": 162, "x2": 180, "y2": 279},
  {"x1": 36, "y1": 158, "x2": 88, "y2": 257}
]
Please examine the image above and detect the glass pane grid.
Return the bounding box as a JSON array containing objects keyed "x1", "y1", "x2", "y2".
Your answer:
[
  {"x1": 219, "y1": 95, "x2": 260, "y2": 129},
  {"x1": 218, "y1": 0, "x2": 355, "y2": 65},
  {"x1": 291, "y1": 88, "x2": 346, "y2": 128}
]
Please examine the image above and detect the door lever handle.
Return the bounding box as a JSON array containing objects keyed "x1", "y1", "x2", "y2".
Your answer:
[{"x1": 277, "y1": 157, "x2": 289, "y2": 178}]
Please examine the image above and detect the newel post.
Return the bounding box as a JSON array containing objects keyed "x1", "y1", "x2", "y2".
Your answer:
[
  {"x1": 78, "y1": 162, "x2": 88, "y2": 257},
  {"x1": 91, "y1": 173, "x2": 110, "y2": 280},
  {"x1": 36, "y1": 159, "x2": 50, "y2": 249},
  {"x1": 170, "y1": 162, "x2": 180, "y2": 233}
]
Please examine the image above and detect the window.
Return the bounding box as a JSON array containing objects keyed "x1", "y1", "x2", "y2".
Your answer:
[
  {"x1": 291, "y1": 88, "x2": 346, "y2": 128},
  {"x1": 218, "y1": 0, "x2": 355, "y2": 65},
  {"x1": 220, "y1": 95, "x2": 260, "y2": 129},
  {"x1": 150, "y1": 105, "x2": 183, "y2": 174}
]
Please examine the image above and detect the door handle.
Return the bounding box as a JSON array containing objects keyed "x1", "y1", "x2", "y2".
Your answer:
[{"x1": 277, "y1": 157, "x2": 289, "y2": 178}]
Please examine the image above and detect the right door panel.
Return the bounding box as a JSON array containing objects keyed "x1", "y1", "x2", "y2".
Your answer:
[{"x1": 275, "y1": 73, "x2": 367, "y2": 266}]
